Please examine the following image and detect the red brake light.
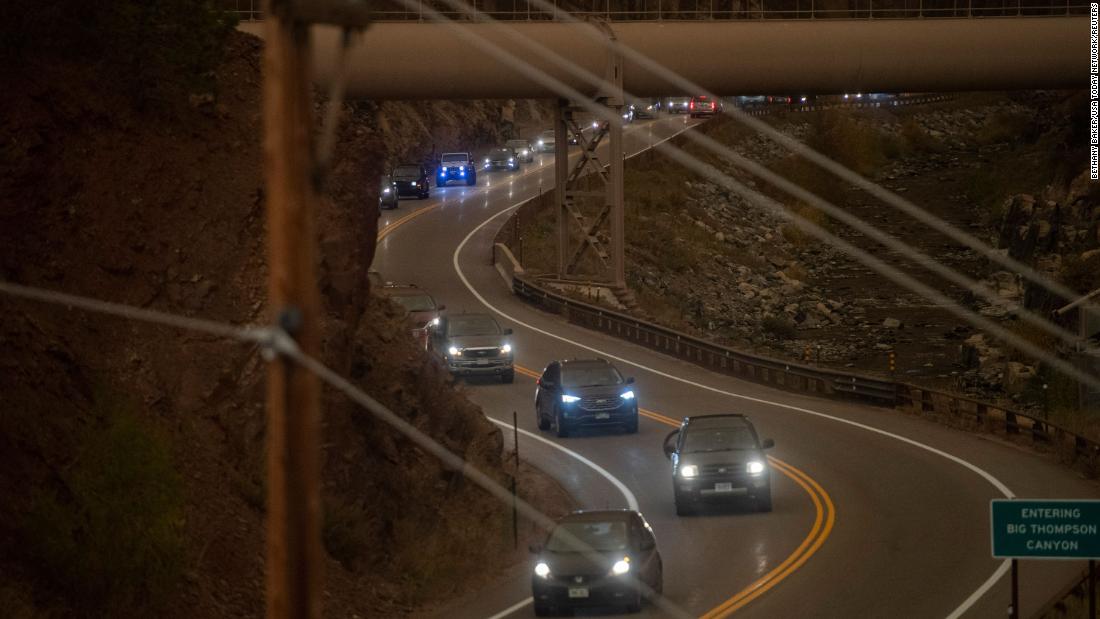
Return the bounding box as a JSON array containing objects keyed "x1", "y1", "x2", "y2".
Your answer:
[
  {"x1": 536, "y1": 378, "x2": 541, "y2": 386},
  {"x1": 690, "y1": 101, "x2": 695, "y2": 109},
  {"x1": 710, "y1": 102, "x2": 716, "y2": 109}
]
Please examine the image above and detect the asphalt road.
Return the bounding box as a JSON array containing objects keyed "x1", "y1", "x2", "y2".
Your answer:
[{"x1": 373, "y1": 115, "x2": 1098, "y2": 618}]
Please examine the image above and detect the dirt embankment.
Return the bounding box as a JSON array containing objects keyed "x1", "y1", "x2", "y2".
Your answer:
[
  {"x1": 517, "y1": 92, "x2": 1093, "y2": 424},
  {"x1": 0, "y1": 30, "x2": 569, "y2": 617}
]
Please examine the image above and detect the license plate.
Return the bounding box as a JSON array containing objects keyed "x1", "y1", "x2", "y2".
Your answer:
[
  {"x1": 715, "y1": 482, "x2": 733, "y2": 492},
  {"x1": 476, "y1": 359, "x2": 489, "y2": 366},
  {"x1": 568, "y1": 587, "x2": 589, "y2": 599},
  {"x1": 595, "y1": 412, "x2": 610, "y2": 420}
]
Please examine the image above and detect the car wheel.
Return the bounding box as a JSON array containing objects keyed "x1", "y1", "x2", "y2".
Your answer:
[
  {"x1": 755, "y1": 489, "x2": 773, "y2": 513},
  {"x1": 533, "y1": 602, "x2": 555, "y2": 617},
  {"x1": 674, "y1": 491, "x2": 693, "y2": 516},
  {"x1": 536, "y1": 404, "x2": 551, "y2": 431},
  {"x1": 554, "y1": 409, "x2": 569, "y2": 438},
  {"x1": 501, "y1": 370, "x2": 515, "y2": 384},
  {"x1": 624, "y1": 412, "x2": 639, "y2": 434}
]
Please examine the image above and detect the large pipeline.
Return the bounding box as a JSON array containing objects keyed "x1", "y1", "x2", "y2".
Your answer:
[{"x1": 240, "y1": 18, "x2": 1085, "y2": 99}]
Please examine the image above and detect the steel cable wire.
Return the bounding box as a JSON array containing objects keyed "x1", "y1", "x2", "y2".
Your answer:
[{"x1": 381, "y1": 0, "x2": 1100, "y2": 392}]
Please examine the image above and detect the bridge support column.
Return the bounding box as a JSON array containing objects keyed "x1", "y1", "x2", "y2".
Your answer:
[{"x1": 554, "y1": 24, "x2": 626, "y2": 292}]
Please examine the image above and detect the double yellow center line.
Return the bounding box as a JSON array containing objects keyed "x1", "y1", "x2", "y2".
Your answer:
[
  {"x1": 514, "y1": 365, "x2": 834, "y2": 618},
  {"x1": 378, "y1": 181, "x2": 835, "y2": 619}
]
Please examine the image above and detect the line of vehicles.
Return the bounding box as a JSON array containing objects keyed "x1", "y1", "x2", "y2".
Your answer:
[{"x1": 375, "y1": 278, "x2": 777, "y2": 614}]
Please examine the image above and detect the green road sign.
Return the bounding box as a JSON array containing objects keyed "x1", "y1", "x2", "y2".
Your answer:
[{"x1": 991, "y1": 499, "x2": 1100, "y2": 559}]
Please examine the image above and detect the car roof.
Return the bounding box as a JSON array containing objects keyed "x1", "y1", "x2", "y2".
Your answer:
[
  {"x1": 380, "y1": 285, "x2": 428, "y2": 296},
  {"x1": 561, "y1": 509, "x2": 637, "y2": 522},
  {"x1": 683, "y1": 413, "x2": 752, "y2": 429},
  {"x1": 560, "y1": 358, "x2": 613, "y2": 369},
  {"x1": 507, "y1": 138, "x2": 530, "y2": 143}
]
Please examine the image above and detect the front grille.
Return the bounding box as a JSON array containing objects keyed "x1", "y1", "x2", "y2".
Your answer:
[
  {"x1": 463, "y1": 347, "x2": 500, "y2": 358},
  {"x1": 700, "y1": 463, "x2": 744, "y2": 475},
  {"x1": 580, "y1": 396, "x2": 622, "y2": 411}
]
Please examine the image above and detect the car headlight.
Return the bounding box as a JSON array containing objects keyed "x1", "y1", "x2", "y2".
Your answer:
[
  {"x1": 537, "y1": 140, "x2": 544, "y2": 146},
  {"x1": 680, "y1": 464, "x2": 698, "y2": 478},
  {"x1": 620, "y1": 390, "x2": 635, "y2": 400},
  {"x1": 410, "y1": 181, "x2": 417, "y2": 187},
  {"x1": 521, "y1": 149, "x2": 529, "y2": 155},
  {"x1": 534, "y1": 562, "x2": 551, "y2": 579},
  {"x1": 484, "y1": 158, "x2": 490, "y2": 164},
  {"x1": 500, "y1": 344, "x2": 512, "y2": 354},
  {"x1": 561, "y1": 394, "x2": 580, "y2": 404},
  {"x1": 429, "y1": 317, "x2": 440, "y2": 327},
  {"x1": 611, "y1": 558, "x2": 630, "y2": 576},
  {"x1": 383, "y1": 188, "x2": 391, "y2": 193},
  {"x1": 459, "y1": 165, "x2": 465, "y2": 171},
  {"x1": 508, "y1": 157, "x2": 514, "y2": 163},
  {"x1": 747, "y1": 461, "x2": 766, "y2": 475},
  {"x1": 447, "y1": 346, "x2": 460, "y2": 356}
]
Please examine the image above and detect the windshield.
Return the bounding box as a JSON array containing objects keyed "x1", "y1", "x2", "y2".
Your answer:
[
  {"x1": 447, "y1": 315, "x2": 501, "y2": 336},
  {"x1": 379, "y1": 178, "x2": 393, "y2": 189},
  {"x1": 391, "y1": 294, "x2": 435, "y2": 313},
  {"x1": 489, "y1": 149, "x2": 512, "y2": 158},
  {"x1": 562, "y1": 364, "x2": 623, "y2": 388},
  {"x1": 506, "y1": 140, "x2": 529, "y2": 150},
  {"x1": 545, "y1": 521, "x2": 628, "y2": 553},
  {"x1": 539, "y1": 130, "x2": 554, "y2": 140},
  {"x1": 683, "y1": 424, "x2": 757, "y2": 453},
  {"x1": 441, "y1": 154, "x2": 467, "y2": 164},
  {"x1": 393, "y1": 165, "x2": 420, "y2": 177}
]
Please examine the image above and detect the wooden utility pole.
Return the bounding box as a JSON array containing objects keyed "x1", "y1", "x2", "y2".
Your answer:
[{"x1": 262, "y1": 2, "x2": 324, "y2": 618}]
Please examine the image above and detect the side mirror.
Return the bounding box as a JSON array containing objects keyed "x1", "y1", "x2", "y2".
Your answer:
[
  {"x1": 638, "y1": 537, "x2": 655, "y2": 551},
  {"x1": 662, "y1": 430, "x2": 679, "y2": 459},
  {"x1": 762, "y1": 438, "x2": 775, "y2": 449},
  {"x1": 528, "y1": 543, "x2": 542, "y2": 554},
  {"x1": 625, "y1": 377, "x2": 635, "y2": 385},
  {"x1": 503, "y1": 328, "x2": 513, "y2": 335}
]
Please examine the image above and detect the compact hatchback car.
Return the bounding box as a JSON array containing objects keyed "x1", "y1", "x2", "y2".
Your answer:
[
  {"x1": 380, "y1": 284, "x2": 444, "y2": 350},
  {"x1": 432, "y1": 313, "x2": 514, "y2": 382},
  {"x1": 535, "y1": 359, "x2": 638, "y2": 436},
  {"x1": 390, "y1": 163, "x2": 430, "y2": 199},
  {"x1": 663, "y1": 414, "x2": 775, "y2": 515},
  {"x1": 378, "y1": 176, "x2": 398, "y2": 210},
  {"x1": 483, "y1": 147, "x2": 519, "y2": 171},
  {"x1": 530, "y1": 509, "x2": 663, "y2": 616},
  {"x1": 689, "y1": 95, "x2": 721, "y2": 118},
  {"x1": 505, "y1": 139, "x2": 535, "y2": 163}
]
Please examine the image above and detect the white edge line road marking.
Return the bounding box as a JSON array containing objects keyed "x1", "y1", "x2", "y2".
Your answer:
[
  {"x1": 480, "y1": 418, "x2": 640, "y2": 619},
  {"x1": 487, "y1": 418, "x2": 640, "y2": 511},
  {"x1": 485, "y1": 596, "x2": 535, "y2": 619},
  {"x1": 453, "y1": 190, "x2": 1016, "y2": 619}
]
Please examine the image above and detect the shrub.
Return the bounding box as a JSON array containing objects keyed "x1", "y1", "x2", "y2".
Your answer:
[{"x1": 24, "y1": 404, "x2": 184, "y2": 614}]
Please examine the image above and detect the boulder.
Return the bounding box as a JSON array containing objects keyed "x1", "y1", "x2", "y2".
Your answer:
[
  {"x1": 882, "y1": 318, "x2": 903, "y2": 329},
  {"x1": 1003, "y1": 362, "x2": 1037, "y2": 395}
]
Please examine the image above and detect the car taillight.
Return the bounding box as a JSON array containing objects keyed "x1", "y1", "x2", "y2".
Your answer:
[
  {"x1": 536, "y1": 378, "x2": 541, "y2": 386},
  {"x1": 689, "y1": 101, "x2": 695, "y2": 110},
  {"x1": 710, "y1": 102, "x2": 716, "y2": 109}
]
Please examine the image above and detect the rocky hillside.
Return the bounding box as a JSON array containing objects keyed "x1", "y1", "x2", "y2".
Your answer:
[
  {"x1": 0, "y1": 25, "x2": 568, "y2": 619},
  {"x1": 518, "y1": 92, "x2": 1093, "y2": 428}
]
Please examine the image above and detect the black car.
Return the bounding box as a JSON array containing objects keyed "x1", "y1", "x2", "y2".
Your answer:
[
  {"x1": 391, "y1": 163, "x2": 430, "y2": 199},
  {"x1": 378, "y1": 176, "x2": 398, "y2": 210},
  {"x1": 535, "y1": 359, "x2": 638, "y2": 437},
  {"x1": 482, "y1": 147, "x2": 519, "y2": 171},
  {"x1": 432, "y1": 313, "x2": 514, "y2": 382},
  {"x1": 633, "y1": 98, "x2": 660, "y2": 119},
  {"x1": 662, "y1": 414, "x2": 774, "y2": 515},
  {"x1": 531, "y1": 509, "x2": 663, "y2": 616}
]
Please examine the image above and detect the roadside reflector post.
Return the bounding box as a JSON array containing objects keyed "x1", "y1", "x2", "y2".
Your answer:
[
  {"x1": 511, "y1": 474, "x2": 519, "y2": 551},
  {"x1": 513, "y1": 410, "x2": 519, "y2": 470},
  {"x1": 1090, "y1": 558, "x2": 1096, "y2": 619},
  {"x1": 1010, "y1": 558, "x2": 1018, "y2": 619}
]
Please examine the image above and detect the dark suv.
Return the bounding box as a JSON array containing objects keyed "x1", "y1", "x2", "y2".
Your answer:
[
  {"x1": 391, "y1": 163, "x2": 430, "y2": 199},
  {"x1": 662, "y1": 414, "x2": 774, "y2": 515},
  {"x1": 535, "y1": 359, "x2": 638, "y2": 437},
  {"x1": 530, "y1": 509, "x2": 662, "y2": 616},
  {"x1": 432, "y1": 313, "x2": 514, "y2": 382},
  {"x1": 688, "y1": 95, "x2": 721, "y2": 118},
  {"x1": 437, "y1": 152, "x2": 476, "y2": 186}
]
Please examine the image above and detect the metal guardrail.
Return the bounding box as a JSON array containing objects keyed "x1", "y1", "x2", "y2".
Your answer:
[
  {"x1": 511, "y1": 275, "x2": 1100, "y2": 474},
  {"x1": 226, "y1": 0, "x2": 1087, "y2": 22},
  {"x1": 741, "y1": 94, "x2": 954, "y2": 116}
]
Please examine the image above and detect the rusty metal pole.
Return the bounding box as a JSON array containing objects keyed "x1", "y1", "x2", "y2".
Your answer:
[
  {"x1": 262, "y1": 3, "x2": 324, "y2": 618},
  {"x1": 555, "y1": 98, "x2": 570, "y2": 278}
]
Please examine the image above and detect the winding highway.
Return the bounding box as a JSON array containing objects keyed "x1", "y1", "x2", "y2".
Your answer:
[{"x1": 373, "y1": 115, "x2": 1098, "y2": 618}]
